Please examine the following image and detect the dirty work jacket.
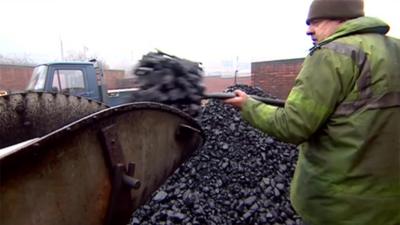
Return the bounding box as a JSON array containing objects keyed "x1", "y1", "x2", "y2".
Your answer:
[{"x1": 241, "y1": 17, "x2": 400, "y2": 225}]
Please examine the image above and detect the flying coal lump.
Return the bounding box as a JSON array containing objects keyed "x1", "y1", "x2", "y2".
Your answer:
[{"x1": 133, "y1": 51, "x2": 205, "y2": 117}]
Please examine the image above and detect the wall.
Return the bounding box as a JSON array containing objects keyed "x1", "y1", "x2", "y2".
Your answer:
[
  {"x1": 203, "y1": 75, "x2": 252, "y2": 93},
  {"x1": 1, "y1": 59, "x2": 302, "y2": 97},
  {"x1": 252, "y1": 58, "x2": 304, "y2": 99},
  {"x1": 0, "y1": 64, "x2": 252, "y2": 93},
  {"x1": 102, "y1": 69, "x2": 127, "y2": 89},
  {"x1": 0, "y1": 64, "x2": 126, "y2": 91},
  {"x1": 0, "y1": 64, "x2": 33, "y2": 91}
]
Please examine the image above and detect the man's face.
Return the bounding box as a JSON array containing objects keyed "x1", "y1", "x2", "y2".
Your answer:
[{"x1": 306, "y1": 19, "x2": 343, "y2": 45}]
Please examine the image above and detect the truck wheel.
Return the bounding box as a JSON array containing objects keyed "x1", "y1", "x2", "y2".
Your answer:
[{"x1": 0, "y1": 92, "x2": 107, "y2": 149}]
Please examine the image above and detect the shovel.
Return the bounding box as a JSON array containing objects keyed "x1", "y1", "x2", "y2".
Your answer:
[{"x1": 204, "y1": 92, "x2": 285, "y2": 107}]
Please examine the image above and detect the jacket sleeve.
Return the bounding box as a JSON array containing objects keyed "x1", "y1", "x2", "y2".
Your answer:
[{"x1": 241, "y1": 48, "x2": 353, "y2": 144}]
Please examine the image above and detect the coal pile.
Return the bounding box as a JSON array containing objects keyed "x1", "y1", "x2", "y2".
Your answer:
[
  {"x1": 131, "y1": 84, "x2": 302, "y2": 225},
  {"x1": 133, "y1": 50, "x2": 205, "y2": 117}
]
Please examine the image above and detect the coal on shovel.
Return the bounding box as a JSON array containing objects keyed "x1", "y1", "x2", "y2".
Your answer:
[{"x1": 133, "y1": 50, "x2": 285, "y2": 116}]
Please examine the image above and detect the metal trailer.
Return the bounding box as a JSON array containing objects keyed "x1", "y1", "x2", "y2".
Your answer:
[{"x1": 0, "y1": 92, "x2": 204, "y2": 225}]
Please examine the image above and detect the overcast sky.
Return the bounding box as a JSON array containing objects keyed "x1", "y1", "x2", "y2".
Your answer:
[{"x1": 0, "y1": 0, "x2": 399, "y2": 73}]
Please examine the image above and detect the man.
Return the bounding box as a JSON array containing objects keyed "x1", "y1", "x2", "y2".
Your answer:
[{"x1": 224, "y1": 0, "x2": 400, "y2": 224}]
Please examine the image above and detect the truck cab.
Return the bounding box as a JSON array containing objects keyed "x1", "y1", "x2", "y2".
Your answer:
[{"x1": 26, "y1": 60, "x2": 138, "y2": 106}]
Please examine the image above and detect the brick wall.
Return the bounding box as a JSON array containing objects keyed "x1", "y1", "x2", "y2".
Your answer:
[
  {"x1": 102, "y1": 69, "x2": 126, "y2": 89},
  {"x1": 2, "y1": 60, "x2": 302, "y2": 98},
  {"x1": 0, "y1": 64, "x2": 126, "y2": 91},
  {"x1": 252, "y1": 58, "x2": 304, "y2": 99},
  {"x1": 0, "y1": 64, "x2": 252, "y2": 93},
  {"x1": 0, "y1": 64, "x2": 33, "y2": 91},
  {"x1": 203, "y1": 75, "x2": 252, "y2": 93}
]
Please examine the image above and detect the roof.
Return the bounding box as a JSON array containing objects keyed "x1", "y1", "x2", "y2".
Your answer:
[{"x1": 37, "y1": 61, "x2": 93, "y2": 67}]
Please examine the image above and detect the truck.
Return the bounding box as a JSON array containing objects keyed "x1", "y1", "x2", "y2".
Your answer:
[{"x1": 25, "y1": 59, "x2": 139, "y2": 106}]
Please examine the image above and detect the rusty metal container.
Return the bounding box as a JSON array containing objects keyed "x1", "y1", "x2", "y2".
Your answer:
[{"x1": 0, "y1": 102, "x2": 204, "y2": 225}]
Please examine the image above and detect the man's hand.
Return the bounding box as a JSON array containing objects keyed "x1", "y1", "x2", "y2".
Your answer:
[{"x1": 224, "y1": 90, "x2": 249, "y2": 109}]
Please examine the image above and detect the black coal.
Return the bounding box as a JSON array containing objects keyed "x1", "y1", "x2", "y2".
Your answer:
[
  {"x1": 131, "y1": 84, "x2": 303, "y2": 225},
  {"x1": 133, "y1": 50, "x2": 205, "y2": 117}
]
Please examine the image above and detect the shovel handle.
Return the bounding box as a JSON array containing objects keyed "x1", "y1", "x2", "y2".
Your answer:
[{"x1": 204, "y1": 92, "x2": 285, "y2": 107}]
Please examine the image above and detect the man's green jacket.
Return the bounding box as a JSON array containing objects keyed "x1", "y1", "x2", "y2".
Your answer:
[{"x1": 241, "y1": 17, "x2": 400, "y2": 225}]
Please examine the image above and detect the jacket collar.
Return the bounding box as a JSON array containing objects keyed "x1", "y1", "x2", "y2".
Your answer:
[{"x1": 309, "y1": 17, "x2": 390, "y2": 54}]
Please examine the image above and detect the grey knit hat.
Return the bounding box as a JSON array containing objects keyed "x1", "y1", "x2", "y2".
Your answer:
[{"x1": 306, "y1": 0, "x2": 364, "y2": 25}]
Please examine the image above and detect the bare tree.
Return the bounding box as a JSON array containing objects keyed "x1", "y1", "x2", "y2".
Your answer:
[
  {"x1": 0, "y1": 54, "x2": 36, "y2": 66},
  {"x1": 64, "y1": 49, "x2": 110, "y2": 69}
]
